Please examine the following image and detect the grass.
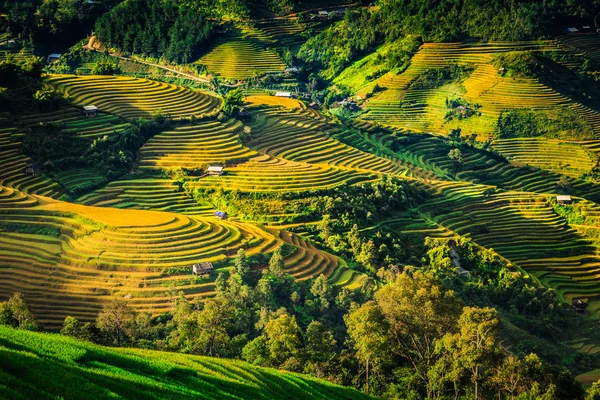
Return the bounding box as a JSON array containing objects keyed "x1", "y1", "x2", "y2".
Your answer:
[{"x1": 0, "y1": 325, "x2": 373, "y2": 400}]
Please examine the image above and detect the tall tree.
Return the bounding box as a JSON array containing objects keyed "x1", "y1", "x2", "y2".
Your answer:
[{"x1": 96, "y1": 299, "x2": 137, "y2": 346}]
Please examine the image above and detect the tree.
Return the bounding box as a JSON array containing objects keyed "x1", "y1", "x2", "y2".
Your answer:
[
  {"x1": 345, "y1": 301, "x2": 390, "y2": 395},
  {"x1": 0, "y1": 292, "x2": 38, "y2": 330},
  {"x1": 234, "y1": 248, "x2": 249, "y2": 277},
  {"x1": 96, "y1": 299, "x2": 137, "y2": 346},
  {"x1": 375, "y1": 271, "x2": 463, "y2": 398},
  {"x1": 264, "y1": 313, "x2": 302, "y2": 367},
  {"x1": 268, "y1": 247, "x2": 285, "y2": 278},
  {"x1": 587, "y1": 380, "x2": 600, "y2": 400},
  {"x1": 310, "y1": 274, "x2": 332, "y2": 312},
  {"x1": 347, "y1": 223, "x2": 362, "y2": 256},
  {"x1": 221, "y1": 88, "x2": 245, "y2": 116},
  {"x1": 61, "y1": 316, "x2": 95, "y2": 342},
  {"x1": 304, "y1": 321, "x2": 337, "y2": 378},
  {"x1": 92, "y1": 59, "x2": 117, "y2": 75},
  {"x1": 448, "y1": 148, "x2": 463, "y2": 164},
  {"x1": 436, "y1": 307, "x2": 501, "y2": 400},
  {"x1": 194, "y1": 297, "x2": 233, "y2": 356},
  {"x1": 357, "y1": 240, "x2": 378, "y2": 273}
]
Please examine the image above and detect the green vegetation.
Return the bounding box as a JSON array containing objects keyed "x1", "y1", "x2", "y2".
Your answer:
[
  {"x1": 0, "y1": 325, "x2": 372, "y2": 400},
  {"x1": 495, "y1": 108, "x2": 594, "y2": 140},
  {"x1": 7, "y1": 1, "x2": 600, "y2": 398}
]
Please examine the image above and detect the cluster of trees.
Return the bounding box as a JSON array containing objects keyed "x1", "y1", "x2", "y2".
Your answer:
[
  {"x1": 495, "y1": 108, "x2": 593, "y2": 140},
  {"x1": 2, "y1": 238, "x2": 595, "y2": 399},
  {"x1": 0, "y1": 0, "x2": 120, "y2": 52},
  {"x1": 94, "y1": 0, "x2": 215, "y2": 64},
  {"x1": 22, "y1": 113, "x2": 169, "y2": 196},
  {"x1": 299, "y1": 0, "x2": 600, "y2": 82},
  {"x1": 0, "y1": 55, "x2": 62, "y2": 113},
  {"x1": 409, "y1": 64, "x2": 475, "y2": 90}
]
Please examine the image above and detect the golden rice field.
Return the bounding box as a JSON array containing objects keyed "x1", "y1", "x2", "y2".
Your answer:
[
  {"x1": 362, "y1": 41, "x2": 600, "y2": 140},
  {"x1": 197, "y1": 35, "x2": 285, "y2": 80},
  {"x1": 46, "y1": 74, "x2": 221, "y2": 120},
  {"x1": 0, "y1": 188, "x2": 356, "y2": 328}
]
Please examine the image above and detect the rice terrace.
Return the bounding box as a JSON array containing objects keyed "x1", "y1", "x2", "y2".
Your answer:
[{"x1": 5, "y1": 0, "x2": 600, "y2": 399}]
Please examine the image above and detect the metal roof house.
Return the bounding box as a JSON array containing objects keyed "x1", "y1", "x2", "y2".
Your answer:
[
  {"x1": 82, "y1": 105, "x2": 98, "y2": 117},
  {"x1": 214, "y1": 211, "x2": 228, "y2": 220},
  {"x1": 207, "y1": 165, "x2": 224, "y2": 175},
  {"x1": 192, "y1": 262, "x2": 214, "y2": 275},
  {"x1": 47, "y1": 53, "x2": 62, "y2": 63},
  {"x1": 557, "y1": 195, "x2": 572, "y2": 204},
  {"x1": 23, "y1": 164, "x2": 40, "y2": 177},
  {"x1": 274, "y1": 91, "x2": 292, "y2": 98}
]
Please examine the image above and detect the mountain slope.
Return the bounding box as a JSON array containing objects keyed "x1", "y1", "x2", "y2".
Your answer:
[{"x1": 0, "y1": 326, "x2": 372, "y2": 400}]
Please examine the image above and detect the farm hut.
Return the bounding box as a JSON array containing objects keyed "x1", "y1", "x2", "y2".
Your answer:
[
  {"x1": 207, "y1": 164, "x2": 224, "y2": 176},
  {"x1": 573, "y1": 299, "x2": 588, "y2": 314},
  {"x1": 582, "y1": 25, "x2": 593, "y2": 32},
  {"x1": 309, "y1": 102, "x2": 320, "y2": 109},
  {"x1": 557, "y1": 195, "x2": 572, "y2": 204},
  {"x1": 274, "y1": 91, "x2": 292, "y2": 98},
  {"x1": 318, "y1": 10, "x2": 329, "y2": 18},
  {"x1": 82, "y1": 105, "x2": 98, "y2": 117},
  {"x1": 47, "y1": 53, "x2": 62, "y2": 63},
  {"x1": 567, "y1": 27, "x2": 579, "y2": 33},
  {"x1": 237, "y1": 108, "x2": 251, "y2": 120},
  {"x1": 214, "y1": 211, "x2": 228, "y2": 220},
  {"x1": 23, "y1": 163, "x2": 40, "y2": 176},
  {"x1": 192, "y1": 262, "x2": 214, "y2": 275}
]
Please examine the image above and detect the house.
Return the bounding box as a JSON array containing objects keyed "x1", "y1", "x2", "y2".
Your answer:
[
  {"x1": 309, "y1": 102, "x2": 320, "y2": 109},
  {"x1": 237, "y1": 108, "x2": 251, "y2": 120},
  {"x1": 192, "y1": 262, "x2": 214, "y2": 275},
  {"x1": 207, "y1": 164, "x2": 224, "y2": 176},
  {"x1": 557, "y1": 195, "x2": 572, "y2": 204},
  {"x1": 47, "y1": 53, "x2": 62, "y2": 63},
  {"x1": 284, "y1": 67, "x2": 299, "y2": 74},
  {"x1": 82, "y1": 105, "x2": 98, "y2": 117},
  {"x1": 573, "y1": 299, "x2": 588, "y2": 314},
  {"x1": 23, "y1": 164, "x2": 40, "y2": 177},
  {"x1": 582, "y1": 25, "x2": 593, "y2": 32},
  {"x1": 567, "y1": 27, "x2": 579, "y2": 33},
  {"x1": 274, "y1": 91, "x2": 292, "y2": 98},
  {"x1": 318, "y1": 10, "x2": 329, "y2": 18},
  {"x1": 214, "y1": 211, "x2": 228, "y2": 220}
]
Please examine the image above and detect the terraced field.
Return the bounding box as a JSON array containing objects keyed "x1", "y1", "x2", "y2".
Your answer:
[
  {"x1": 139, "y1": 119, "x2": 256, "y2": 170},
  {"x1": 491, "y1": 138, "x2": 597, "y2": 177},
  {"x1": 197, "y1": 35, "x2": 285, "y2": 80},
  {"x1": 362, "y1": 41, "x2": 600, "y2": 140},
  {"x1": 0, "y1": 186, "x2": 358, "y2": 327},
  {"x1": 419, "y1": 183, "x2": 600, "y2": 303},
  {"x1": 0, "y1": 128, "x2": 62, "y2": 198},
  {"x1": 46, "y1": 74, "x2": 221, "y2": 120},
  {"x1": 78, "y1": 178, "x2": 214, "y2": 216},
  {"x1": 188, "y1": 155, "x2": 376, "y2": 192},
  {"x1": 246, "y1": 107, "x2": 406, "y2": 176},
  {"x1": 21, "y1": 107, "x2": 132, "y2": 139}
]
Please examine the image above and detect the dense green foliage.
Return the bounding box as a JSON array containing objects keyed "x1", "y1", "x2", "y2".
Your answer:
[
  {"x1": 95, "y1": 0, "x2": 214, "y2": 64},
  {"x1": 0, "y1": 325, "x2": 372, "y2": 400},
  {"x1": 0, "y1": 56, "x2": 61, "y2": 113},
  {"x1": 411, "y1": 64, "x2": 475, "y2": 89},
  {"x1": 299, "y1": 0, "x2": 600, "y2": 81},
  {"x1": 21, "y1": 115, "x2": 169, "y2": 196},
  {"x1": 0, "y1": 0, "x2": 120, "y2": 52},
  {"x1": 495, "y1": 108, "x2": 594, "y2": 140}
]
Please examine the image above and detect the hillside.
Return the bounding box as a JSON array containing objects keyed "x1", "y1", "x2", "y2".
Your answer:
[
  {"x1": 0, "y1": 326, "x2": 372, "y2": 400},
  {"x1": 5, "y1": 0, "x2": 600, "y2": 398}
]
